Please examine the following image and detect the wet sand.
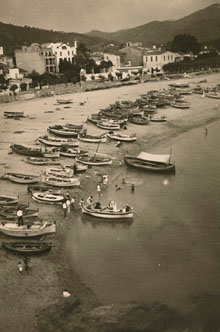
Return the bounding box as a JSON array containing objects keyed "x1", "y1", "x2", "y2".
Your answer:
[{"x1": 1, "y1": 72, "x2": 220, "y2": 331}]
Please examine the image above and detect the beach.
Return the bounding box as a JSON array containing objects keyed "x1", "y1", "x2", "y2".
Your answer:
[{"x1": 1, "y1": 72, "x2": 220, "y2": 331}]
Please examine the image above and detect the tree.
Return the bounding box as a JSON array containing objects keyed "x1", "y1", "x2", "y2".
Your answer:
[
  {"x1": 10, "y1": 84, "x2": 18, "y2": 95},
  {"x1": 20, "y1": 82, "x2": 27, "y2": 91},
  {"x1": 170, "y1": 34, "x2": 201, "y2": 54}
]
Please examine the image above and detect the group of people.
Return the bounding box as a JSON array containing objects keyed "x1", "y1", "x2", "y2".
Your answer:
[{"x1": 62, "y1": 191, "x2": 75, "y2": 218}]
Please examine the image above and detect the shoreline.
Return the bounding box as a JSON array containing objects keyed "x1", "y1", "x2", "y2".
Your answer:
[{"x1": 1, "y1": 71, "x2": 220, "y2": 331}]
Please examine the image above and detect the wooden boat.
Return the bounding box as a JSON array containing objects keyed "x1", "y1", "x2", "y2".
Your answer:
[
  {"x1": 2, "y1": 241, "x2": 52, "y2": 254},
  {"x1": 124, "y1": 152, "x2": 175, "y2": 173},
  {"x1": 0, "y1": 195, "x2": 19, "y2": 205},
  {"x1": 65, "y1": 123, "x2": 83, "y2": 130},
  {"x1": 150, "y1": 115, "x2": 167, "y2": 122},
  {"x1": 206, "y1": 92, "x2": 220, "y2": 99},
  {"x1": 32, "y1": 192, "x2": 65, "y2": 204},
  {"x1": 27, "y1": 184, "x2": 61, "y2": 194},
  {"x1": 81, "y1": 205, "x2": 134, "y2": 219},
  {"x1": 10, "y1": 144, "x2": 59, "y2": 158},
  {"x1": 0, "y1": 221, "x2": 56, "y2": 237},
  {"x1": 87, "y1": 114, "x2": 102, "y2": 124},
  {"x1": 76, "y1": 155, "x2": 112, "y2": 166},
  {"x1": 37, "y1": 135, "x2": 79, "y2": 147},
  {"x1": 56, "y1": 98, "x2": 73, "y2": 104},
  {"x1": 4, "y1": 111, "x2": 24, "y2": 118},
  {"x1": 45, "y1": 167, "x2": 74, "y2": 178},
  {"x1": 47, "y1": 125, "x2": 78, "y2": 138},
  {"x1": 2, "y1": 173, "x2": 40, "y2": 184},
  {"x1": 169, "y1": 83, "x2": 189, "y2": 88},
  {"x1": 0, "y1": 207, "x2": 39, "y2": 219},
  {"x1": 78, "y1": 132, "x2": 107, "y2": 143},
  {"x1": 97, "y1": 120, "x2": 120, "y2": 130},
  {"x1": 65, "y1": 164, "x2": 88, "y2": 173},
  {"x1": 107, "y1": 131, "x2": 137, "y2": 142},
  {"x1": 41, "y1": 176, "x2": 80, "y2": 187},
  {"x1": 59, "y1": 147, "x2": 88, "y2": 158},
  {"x1": 25, "y1": 157, "x2": 60, "y2": 166},
  {"x1": 171, "y1": 101, "x2": 190, "y2": 109},
  {"x1": 129, "y1": 116, "x2": 149, "y2": 125}
]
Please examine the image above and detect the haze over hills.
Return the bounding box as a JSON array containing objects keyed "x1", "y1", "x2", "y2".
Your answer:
[
  {"x1": 86, "y1": 3, "x2": 220, "y2": 46},
  {"x1": 0, "y1": 22, "x2": 117, "y2": 56}
]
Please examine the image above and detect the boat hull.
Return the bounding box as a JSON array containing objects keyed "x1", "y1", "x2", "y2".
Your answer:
[
  {"x1": 0, "y1": 222, "x2": 56, "y2": 237},
  {"x1": 81, "y1": 205, "x2": 133, "y2": 219},
  {"x1": 2, "y1": 241, "x2": 52, "y2": 254},
  {"x1": 124, "y1": 156, "x2": 175, "y2": 173}
]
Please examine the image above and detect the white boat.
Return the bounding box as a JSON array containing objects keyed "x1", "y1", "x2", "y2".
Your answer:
[
  {"x1": 150, "y1": 115, "x2": 167, "y2": 122},
  {"x1": 81, "y1": 205, "x2": 133, "y2": 219},
  {"x1": 25, "y1": 157, "x2": 60, "y2": 166},
  {"x1": 97, "y1": 120, "x2": 120, "y2": 130},
  {"x1": 56, "y1": 98, "x2": 74, "y2": 104},
  {"x1": 206, "y1": 92, "x2": 220, "y2": 99},
  {"x1": 32, "y1": 192, "x2": 65, "y2": 204},
  {"x1": 2, "y1": 173, "x2": 40, "y2": 184},
  {"x1": 107, "y1": 131, "x2": 137, "y2": 142},
  {"x1": 78, "y1": 132, "x2": 107, "y2": 143},
  {"x1": 37, "y1": 136, "x2": 79, "y2": 147},
  {"x1": 47, "y1": 126, "x2": 79, "y2": 138},
  {"x1": 42, "y1": 176, "x2": 80, "y2": 187},
  {"x1": 0, "y1": 221, "x2": 56, "y2": 237},
  {"x1": 171, "y1": 101, "x2": 190, "y2": 109},
  {"x1": 59, "y1": 147, "x2": 88, "y2": 158},
  {"x1": 76, "y1": 155, "x2": 112, "y2": 166}
]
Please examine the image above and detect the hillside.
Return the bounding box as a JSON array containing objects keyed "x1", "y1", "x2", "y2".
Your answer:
[
  {"x1": 86, "y1": 3, "x2": 220, "y2": 46},
  {"x1": 0, "y1": 22, "x2": 116, "y2": 56}
]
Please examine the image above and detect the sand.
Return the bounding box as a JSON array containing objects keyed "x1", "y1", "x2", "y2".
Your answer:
[{"x1": 1, "y1": 72, "x2": 220, "y2": 332}]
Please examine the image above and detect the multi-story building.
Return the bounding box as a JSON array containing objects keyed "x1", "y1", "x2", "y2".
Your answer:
[
  {"x1": 15, "y1": 43, "x2": 56, "y2": 74},
  {"x1": 43, "y1": 42, "x2": 77, "y2": 71},
  {"x1": 143, "y1": 50, "x2": 178, "y2": 73}
]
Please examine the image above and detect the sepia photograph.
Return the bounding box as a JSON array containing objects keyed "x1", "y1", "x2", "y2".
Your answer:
[{"x1": 1, "y1": 0, "x2": 220, "y2": 331}]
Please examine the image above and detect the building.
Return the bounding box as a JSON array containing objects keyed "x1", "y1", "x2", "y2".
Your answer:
[
  {"x1": 126, "y1": 42, "x2": 142, "y2": 47},
  {"x1": 143, "y1": 50, "x2": 177, "y2": 73},
  {"x1": 118, "y1": 46, "x2": 146, "y2": 67},
  {"x1": 103, "y1": 53, "x2": 121, "y2": 69},
  {"x1": 0, "y1": 47, "x2": 4, "y2": 56},
  {"x1": 43, "y1": 42, "x2": 77, "y2": 71}
]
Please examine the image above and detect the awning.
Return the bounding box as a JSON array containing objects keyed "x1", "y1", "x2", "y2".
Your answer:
[{"x1": 137, "y1": 152, "x2": 170, "y2": 164}]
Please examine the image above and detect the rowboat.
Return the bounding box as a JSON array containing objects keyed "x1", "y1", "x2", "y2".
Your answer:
[
  {"x1": 10, "y1": 144, "x2": 59, "y2": 158},
  {"x1": 78, "y1": 132, "x2": 107, "y2": 143},
  {"x1": 65, "y1": 164, "x2": 88, "y2": 173},
  {"x1": 64, "y1": 123, "x2": 83, "y2": 130},
  {"x1": 2, "y1": 241, "x2": 53, "y2": 254},
  {"x1": 37, "y1": 136, "x2": 79, "y2": 147},
  {"x1": 56, "y1": 98, "x2": 73, "y2": 104},
  {"x1": 107, "y1": 131, "x2": 137, "y2": 142},
  {"x1": 76, "y1": 155, "x2": 112, "y2": 166},
  {"x1": 25, "y1": 157, "x2": 61, "y2": 166},
  {"x1": 27, "y1": 184, "x2": 60, "y2": 194},
  {"x1": 81, "y1": 205, "x2": 134, "y2": 219},
  {"x1": 0, "y1": 221, "x2": 56, "y2": 237},
  {"x1": 41, "y1": 176, "x2": 80, "y2": 187},
  {"x1": 129, "y1": 116, "x2": 149, "y2": 125},
  {"x1": 47, "y1": 125, "x2": 79, "y2": 138},
  {"x1": 45, "y1": 167, "x2": 74, "y2": 178},
  {"x1": 150, "y1": 115, "x2": 167, "y2": 122},
  {"x1": 0, "y1": 195, "x2": 19, "y2": 205},
  {"x1": 206, "y1": 92, "x2": 220, "y2": 99},
  {"x1": 2, "y1": 173, "x2": 40, "y2": 184},
  {"x1": 97, "y1": 120, "x2": 120, "y2": 130},
  {"x1": 169, "y1": 83, "x2": 189, "y2": 88},
  {"x1": 171, "y1": 101, "x2": 190, "y2": 109},
  {"x1": 32, "y1": 192, "x2": 65, "y2": 204},
  {"x1": 4, "y1": 111, "x2": 24, "y2": 118},
  {"x1": 124, "y1": 152, "x2": 175, "y2": 173},
  {"x1": 59, "y1": 147, "x2": 88, "y2": 158},
  {"x1": 87, "y1": 114, "x2": 102, "y2": 124},
  {"x1": 0, "y1": 207, "x2": 39, "y2": 219}
]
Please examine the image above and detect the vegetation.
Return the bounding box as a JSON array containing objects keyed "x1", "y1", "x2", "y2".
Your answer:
[{"x1": 169, "y1": 34, "x2": 201, "y2": 54}]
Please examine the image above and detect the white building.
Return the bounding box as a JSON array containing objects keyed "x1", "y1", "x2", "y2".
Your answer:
[
  {"x1": 103, "y1": 53, "x2": 121, "y2": 69},
  {"x1": 43, "y1": 42, "x2": 77, "y2": 71},
  {"x1": 0, "y1": 47, "x2": 3, "y2": 56},
  {"x1": 143, "y1": 50, "x2": 178, "y2": 73}
]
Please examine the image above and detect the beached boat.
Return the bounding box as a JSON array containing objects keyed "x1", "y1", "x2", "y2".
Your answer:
[
  {"x1": 2, "y1": 173, "x2": 40, "y2": 184},
  {"x1": 129, "y1": 116, "x2": 149, "y2": 125},
  {"x1": 10, "y1": 144, "x2": 59, "y2": 158},
  {"x1": 97, "y1": 120, "x2": 121, "y2": 130},
  {"x1": 81, "y1": 205, "x2": 134, "y2": 219},
  {"x1": 169, "y1": 83, "x2": 189, "y2": 88},
  {"x1": 107, "y1": 131, "x2": 137, "y2": 142},
  {"x1": 59, "y1": 147, "x2": 88, "y2": 158},
  {"x1": 150, "y1": 115, "x2": 167, "y2": 122},
  {"x1": 27, "y1": 184, "x2": 59, "y2": 194},
  {"x1": 25, "y1": 157, "x2": 60, "y2": 166},
  {"x1": 56, "y1": 98, "x2": 73, "y2": 104},
  {"x1": 45, "y1": 167, "x2": 74, "y2": 178},
  {"x1": 32, "y1": 192, "x2": 65, "y2": 204},
  {"x1": 206, "y1": 92, "x2": 220, "y2": 99},
  {"x1": 0, "y1": 221, "x2": 56, "y2": 237},
  {"x1": 0, "y1": 195, "x2": 19, "y2": 205},
  {"x1": 2, "y1": 241, "x2": 53, "y2": 254},
  {"x1": 78, "y1": 132, "x2": 107, "y2": 143},
  {"x1": 47, "y1": 125, "x2": 79, "y2": 138},
  {"x1": 64, "y1": 123, "x2": 83, "y2": 130},
  {"x1": 0, "y1": 207, "x2": 39, "y2": 219},
  {"x1": 87, "y1": 114, "x2": 102, "y2": 124},
  {"x1": 65, "y1": 164, "x2": 88, "y2": 173},
  {"x1": 76, "y1": 155, "x2": 112, "y2": 166},
  {"x1": 171, "y1": 101, "x2": 190, "y2": 109},
  {"x1": 37, "y1": 135, "x2": 79, "y2": 147},
  {"x1": 4, "y1": 111, "x2": 24, "y2": 118},
  {"x1": 124, "y1": 152, "x2": 175, "y2": 173},
  {"x1": 41, "y1": 176, "x2": 80, "y2": 187}
]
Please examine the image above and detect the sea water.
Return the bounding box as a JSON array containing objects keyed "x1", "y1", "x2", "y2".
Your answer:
[{"x1": 66, "y1": 120, "x2": 220, "y2": 313}]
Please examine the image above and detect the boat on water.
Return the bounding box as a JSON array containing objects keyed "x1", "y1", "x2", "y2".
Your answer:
[
  {"x1": 37, "y1": 135, "x2": 79, "y2": 147},
  {"x1": 25, "y1": 157, "x2": 61, "y2": 166},
  {"x1": 32, "y1": 191, "x2": 65, "y2": 204},
  {"x1": 0, "y1": 221, "x2": 56, "y2": 237},
  {"x1": 76, "y1": 155, "x2": 112, "y2": 166},
  {"x1": 47, "y1": 125, "x2": 79, "y2": 138},
  {"x1": 4, "y1": 111, "x2": 24, "y2": 118},
  {"x1": 10, "y1": 144, "x2": 59, "y2": 158},
  {"x1": 59, "y1": 147, "x2": 88, "y2": 158},
  {"x1": 0, "y1": 195, "x2": 19, "y2": 205},
  {"x1": 0, "y1": 207, "x2": 39, "y2": 219},
  {"x1": 205, "y1": 92, "x2": 220, "y2": 99},
  {"x1": 97, "y1": 120, "x2": 121, "y2": 130},
  {"x1": 2, "y1": 241, "x2": 53, "y2": 254},
  {"x1": 56, "y1": 98, "x2": 73, "y2": 104},
  {"x1": 150, "y1": 115, "x2": 167, "y2": 122},
  {"x1": 2, "y1": 173, "x2": 40, "y2": 184},
  {"x1": 81, "y1": 204, "x2": 134, "y2": 219},
  {"x1": 78, "y1": 132, "x2": 107, "y2": 143},
  {"x1": 107, "y1": 131, "x2": 137, "y2": 142},
  {"x1": 124, "y1": 151, "x2": 175, "y2": 173},
  {"x1": 41, "y1": 176, "x2": 80, "y2": 187}
]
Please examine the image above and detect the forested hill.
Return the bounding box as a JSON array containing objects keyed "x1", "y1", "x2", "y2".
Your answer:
[
  {"x1": 86, "y1": 3, "x2": 220, "y2": 46},
  {"x1": 0, "y1": 22, "x2": 115, "y2": 55}
]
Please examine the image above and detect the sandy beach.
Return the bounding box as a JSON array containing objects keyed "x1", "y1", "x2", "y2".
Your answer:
[{"x1": 1, "y1": 71, "x2": 220, "y2": 331}]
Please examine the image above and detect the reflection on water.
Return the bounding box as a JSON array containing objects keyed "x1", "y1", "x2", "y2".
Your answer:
[{"x1": 65, "y1": 120, "x2": 220, "y2": 313}]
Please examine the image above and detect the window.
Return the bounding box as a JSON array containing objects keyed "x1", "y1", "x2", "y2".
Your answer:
[
  {"x1": 164, "y1": 56, "x2": 165, "y2": 61},
  {"x1": 68, "y1": 51, "x2": 70, "y2": 55},
  {"x1": 155, "y1": 56, "x2": 158, "y2": 62},
  {"x1": 171, "y1": 55, "x2": 173, "y2": 61},
  {"x1": 72, "y1": 51, "x2": 74, "y2": 55},
  {"x1": 145, "y1": 57, "x2": 148, "y2": 62},
  {"x1": 62, "y1": 46, "x2": 67, "y2": 50},
  {"x1": 151, "y1": 56, "x2": 153, "y2": 62},
  {"x1": 168, "y1": 55, "x2": 170, "y2": 60},
  {"x1": 60, "y1": 52, "x2": 62, "y2": 56}
]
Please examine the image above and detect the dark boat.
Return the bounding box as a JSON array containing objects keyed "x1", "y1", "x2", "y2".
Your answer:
[
  {"x1": 0, "y1": 207, "x2": 39, "y2": 220},
  {"x1": 124, "y1": 152, "x2": 175, "y2": 173},
  {"x1": 25, "y1": 157, "x2": 60, "y2": 166},
  {"x1": 2, "y1": 241, "x2": 52, "y2": 254},
  {"x1": 4, "y1": 111, "x2": 24, "y2": 118},
  {"x1": 0, "y1": 195, "x2": 19, "y2": 205},
  {"x1": 47, "y1": 125, "x2": 79, "y2": 138},
  {"x1": 129, "y1": 116, "x2": 149, "y2": 125},
  {"x1": 10, "y1": 144, "x2": 59, "y2": 158}
]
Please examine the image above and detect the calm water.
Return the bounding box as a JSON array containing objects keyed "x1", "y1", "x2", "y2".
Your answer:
[{"x1": 65, "y1": 120, "x2": 220, "y2": 313}]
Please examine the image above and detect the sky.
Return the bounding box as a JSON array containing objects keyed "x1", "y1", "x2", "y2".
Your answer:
[{"x1": 1, "y1": 0, "x2": 219, "y2": 33}]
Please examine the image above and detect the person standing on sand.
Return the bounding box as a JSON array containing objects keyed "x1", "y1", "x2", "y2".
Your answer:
[
  {"x1": 23, "y1": 256, "x2": 30, "y2": 274},
  {"x1": 18, "y1": 262, "x2": 23, "y2": 275},
  {"x1": 17, "y1": 208, "x2": 24, "y2": 226},
  {"x1": 62, "y1": 200, "x2": 67, "y2": 218},
  {"x1": 71, "y1": 196, "x2": 76, "y2": 210},
  {"x1": 204, "y1": 126, "x2": 208, "y2": 136},
  {"x1": 66, "y1": 198, "x2": 71, "y2": 214},
  {"x1": 131, "y1": 184, "x2": 135, "y2": 193},
  {"x1": 97, "y1": 183, "x2": 101, "y2": 198}
]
